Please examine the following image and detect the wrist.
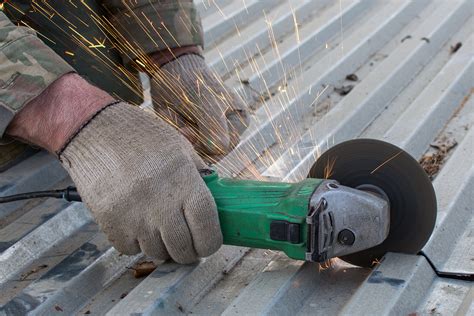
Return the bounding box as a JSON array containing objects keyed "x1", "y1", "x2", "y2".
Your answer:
[{"x1": 6, "y1": 73, "x2": 115, "y2": 154}]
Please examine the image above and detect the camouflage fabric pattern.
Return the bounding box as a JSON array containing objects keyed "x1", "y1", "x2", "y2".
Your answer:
[
  {"x1": 0, "y1": 140, "x2": 36, "y2": 171},
  {"x1": 102, "y1": 0, "x2": 204, "y2": 65},
  {"x1": 2, "y1": 0, "x2": 145, "y2": 106},
  {"x1": 0, "y1": 12, "x2": 75, "y2": 136}
]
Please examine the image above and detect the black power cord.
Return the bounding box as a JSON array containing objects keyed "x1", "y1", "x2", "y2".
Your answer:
[
  {"x1": 1, "y1": 188, "x2": 473, "y2": 282},
  {"x1": 419, "y1": 251, "x2": 474, "y2": 282},
  {"x1": 0, "y1": 187, "x2": 82, "y2": 203}
]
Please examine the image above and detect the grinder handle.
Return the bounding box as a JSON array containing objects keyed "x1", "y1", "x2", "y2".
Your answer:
[{"x1": 200, "y1": 169, "x2": 322, "y2": 261}]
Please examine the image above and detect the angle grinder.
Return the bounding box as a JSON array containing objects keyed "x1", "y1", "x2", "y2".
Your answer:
[{"x1": 0, "y1": 139, "x2": 437, "y2": 267}]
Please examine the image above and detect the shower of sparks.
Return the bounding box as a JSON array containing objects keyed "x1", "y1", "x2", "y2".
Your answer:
[
  {"x1": 318, "y1": 258, "x2": 335, "y2": 271},
  {"x1": 291, "y1": 5, "x2": 300, "y2": 44},
  {"x1": 339, "y1": 0, "x2": 344, "y2": 54},
  {"x1": 308, "y1": 84, "x2": 330, "y2": 108},
  {"x1": 370, "y1": 151, "x2": 404, "y2": 175},
  {"x1": 371, "y1": 258, "x2": 382, "y2": 266},
  {"x1": 323, "y1": 156, "x2": 337, "y2": 179},
  {"x1": 88, "y1": 38, "x2": 106, "y2": 48},
  {"x1": 2, "y1": 0, "x2": 348, "y2": 180}
]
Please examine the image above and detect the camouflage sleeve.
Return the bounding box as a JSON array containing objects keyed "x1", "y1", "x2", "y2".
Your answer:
[
  {"x1": 0, "y1": 12, "x2": 75, "y2": 137},
  {"x1": 101, "y1": 0, "x2": 203, "y2": 65}
]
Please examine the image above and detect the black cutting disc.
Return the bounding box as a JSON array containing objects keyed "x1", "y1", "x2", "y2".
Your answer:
[{"x1": 308, "y1": 139, "x2": 437, "y2": 268}]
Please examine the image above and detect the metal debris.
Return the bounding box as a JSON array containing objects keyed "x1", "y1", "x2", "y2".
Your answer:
[
  {"x1": 19, "y1": 264, "x2": 48, "y2": 280},
  {"x1": 430, "y1": 137, "x2": 458, "y2": 152},
  {"x1": 54, "y1": 305, "x2": 63, "y2": 312},
  {"x1": 334, "y1": 85, "x2": 354, "y2": 96},
  {"x1": 401, "y1": 35, "x2": 412, "y2": 42},
  {"x1": 129, "y1": 261, "x2": 157, "y2": 278},
  {"x1": 345, "y1": 74, "x2": 359, "y2": 81},
  {"x1": 420, "y1": 136, "x2": 458, "y2": 179},
  {"x1": 450, "y1": 42, "x2": 462, "y2": 54}
]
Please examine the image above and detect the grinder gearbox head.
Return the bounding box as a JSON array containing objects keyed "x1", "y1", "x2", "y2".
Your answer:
[
  {"x1": 305, "y1": 180, "x2": 390, "y2": 263},
  {"x1": 308, "y1": 139, "x2": 437, "y2": 267}
]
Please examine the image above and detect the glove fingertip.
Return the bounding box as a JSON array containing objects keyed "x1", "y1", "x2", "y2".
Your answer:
[
  {"x1": 138, "y1": 233, "x2": 170, "y2": 261},
  {"x1": 196, "y1": 229, "x2": 223, "y2": 258},
  {"x1": 184, "y1": 185, "x2": 223, "y2": 258}
]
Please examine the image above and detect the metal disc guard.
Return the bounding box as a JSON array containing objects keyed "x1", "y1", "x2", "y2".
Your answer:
[{"x1": 308, "y1": 139, "x2": 437, "y2": 267}]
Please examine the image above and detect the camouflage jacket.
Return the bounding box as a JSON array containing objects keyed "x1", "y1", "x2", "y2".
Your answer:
[{"x1": 0, "y1": 0, "x2": 203, "y2": 138}]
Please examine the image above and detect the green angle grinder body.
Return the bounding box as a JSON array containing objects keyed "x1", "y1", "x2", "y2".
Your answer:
[
  {"x1": 309, "y1": 139, "x2": 437, "y2": 267},
  {"x1": 203, "y1": 139, "x2": 437, "y2": 268},
  {"x1": 0, "y1": 139, "x2": 437, "y2": 268}
]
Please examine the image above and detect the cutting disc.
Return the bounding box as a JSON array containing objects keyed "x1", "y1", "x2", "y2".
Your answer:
[{"x1": 308, "y1": 139, "x2": 437, "y2": 267}]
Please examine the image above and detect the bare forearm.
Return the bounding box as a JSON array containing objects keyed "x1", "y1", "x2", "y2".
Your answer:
[
  {"x1": 6, "y1": 45, "x2": 201, "y2": 153},
  {"x1": 6, "y1": 74, "x2": 114, "y2": 154}
]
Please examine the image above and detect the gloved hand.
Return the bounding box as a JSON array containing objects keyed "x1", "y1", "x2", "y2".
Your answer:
[
  {"x1": 150, "y1": 54, "x2": 249, "y2": 156},
  {"x1": 60, "y1": 102, "x2": 223, "y2": 264}
]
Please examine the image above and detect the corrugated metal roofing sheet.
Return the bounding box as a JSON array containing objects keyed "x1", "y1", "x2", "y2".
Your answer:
[{"x1": 1, "y1": 0, "x2": 473, "y2": 315}]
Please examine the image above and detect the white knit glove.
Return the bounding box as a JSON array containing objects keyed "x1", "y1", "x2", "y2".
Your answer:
[
  {"x1": 151, "y1": 54, "x2": 249, "y2": 156},
  {"x1": 60, "y1": 102, "x2": 222, "y2": 264}
]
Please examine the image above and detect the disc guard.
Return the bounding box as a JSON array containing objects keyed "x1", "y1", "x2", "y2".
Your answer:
[{"x1": 308, "y1": 139, "x2": 437, "y2": 267}]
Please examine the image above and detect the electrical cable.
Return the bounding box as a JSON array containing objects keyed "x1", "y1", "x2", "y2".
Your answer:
[
  {"x1": 1, "y1": 188, "x2": 472, "y2": 282},
  {"x1": 419, "y1": 251, "x2": 474, "y2": 281},
  {"x1": 0, "y1": 187, "x2": 82, "y2": 203}
]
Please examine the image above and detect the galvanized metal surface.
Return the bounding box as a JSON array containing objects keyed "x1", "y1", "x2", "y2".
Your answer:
[{"x1": 1, "y1": 0, "x2": 473, "y2": 315}]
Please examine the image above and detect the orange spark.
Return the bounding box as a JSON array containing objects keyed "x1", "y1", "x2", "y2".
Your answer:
[{"x1": 370, "y1": 151, "x2": 403, "y2": 175}]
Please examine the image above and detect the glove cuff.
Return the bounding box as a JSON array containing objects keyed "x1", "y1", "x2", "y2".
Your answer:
[
  {"x1": 59, "y1": 102, "x2": 187, "y2": 187},
  {"x1": 151, "y1": 45, "x2": 203, "y2": 69},
  {"x1": 56, "y1": 100, "x2": 121, "y2": 157},
  {"x1": 163, "y1": 54, "x2": 208, "y2": 73}
]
